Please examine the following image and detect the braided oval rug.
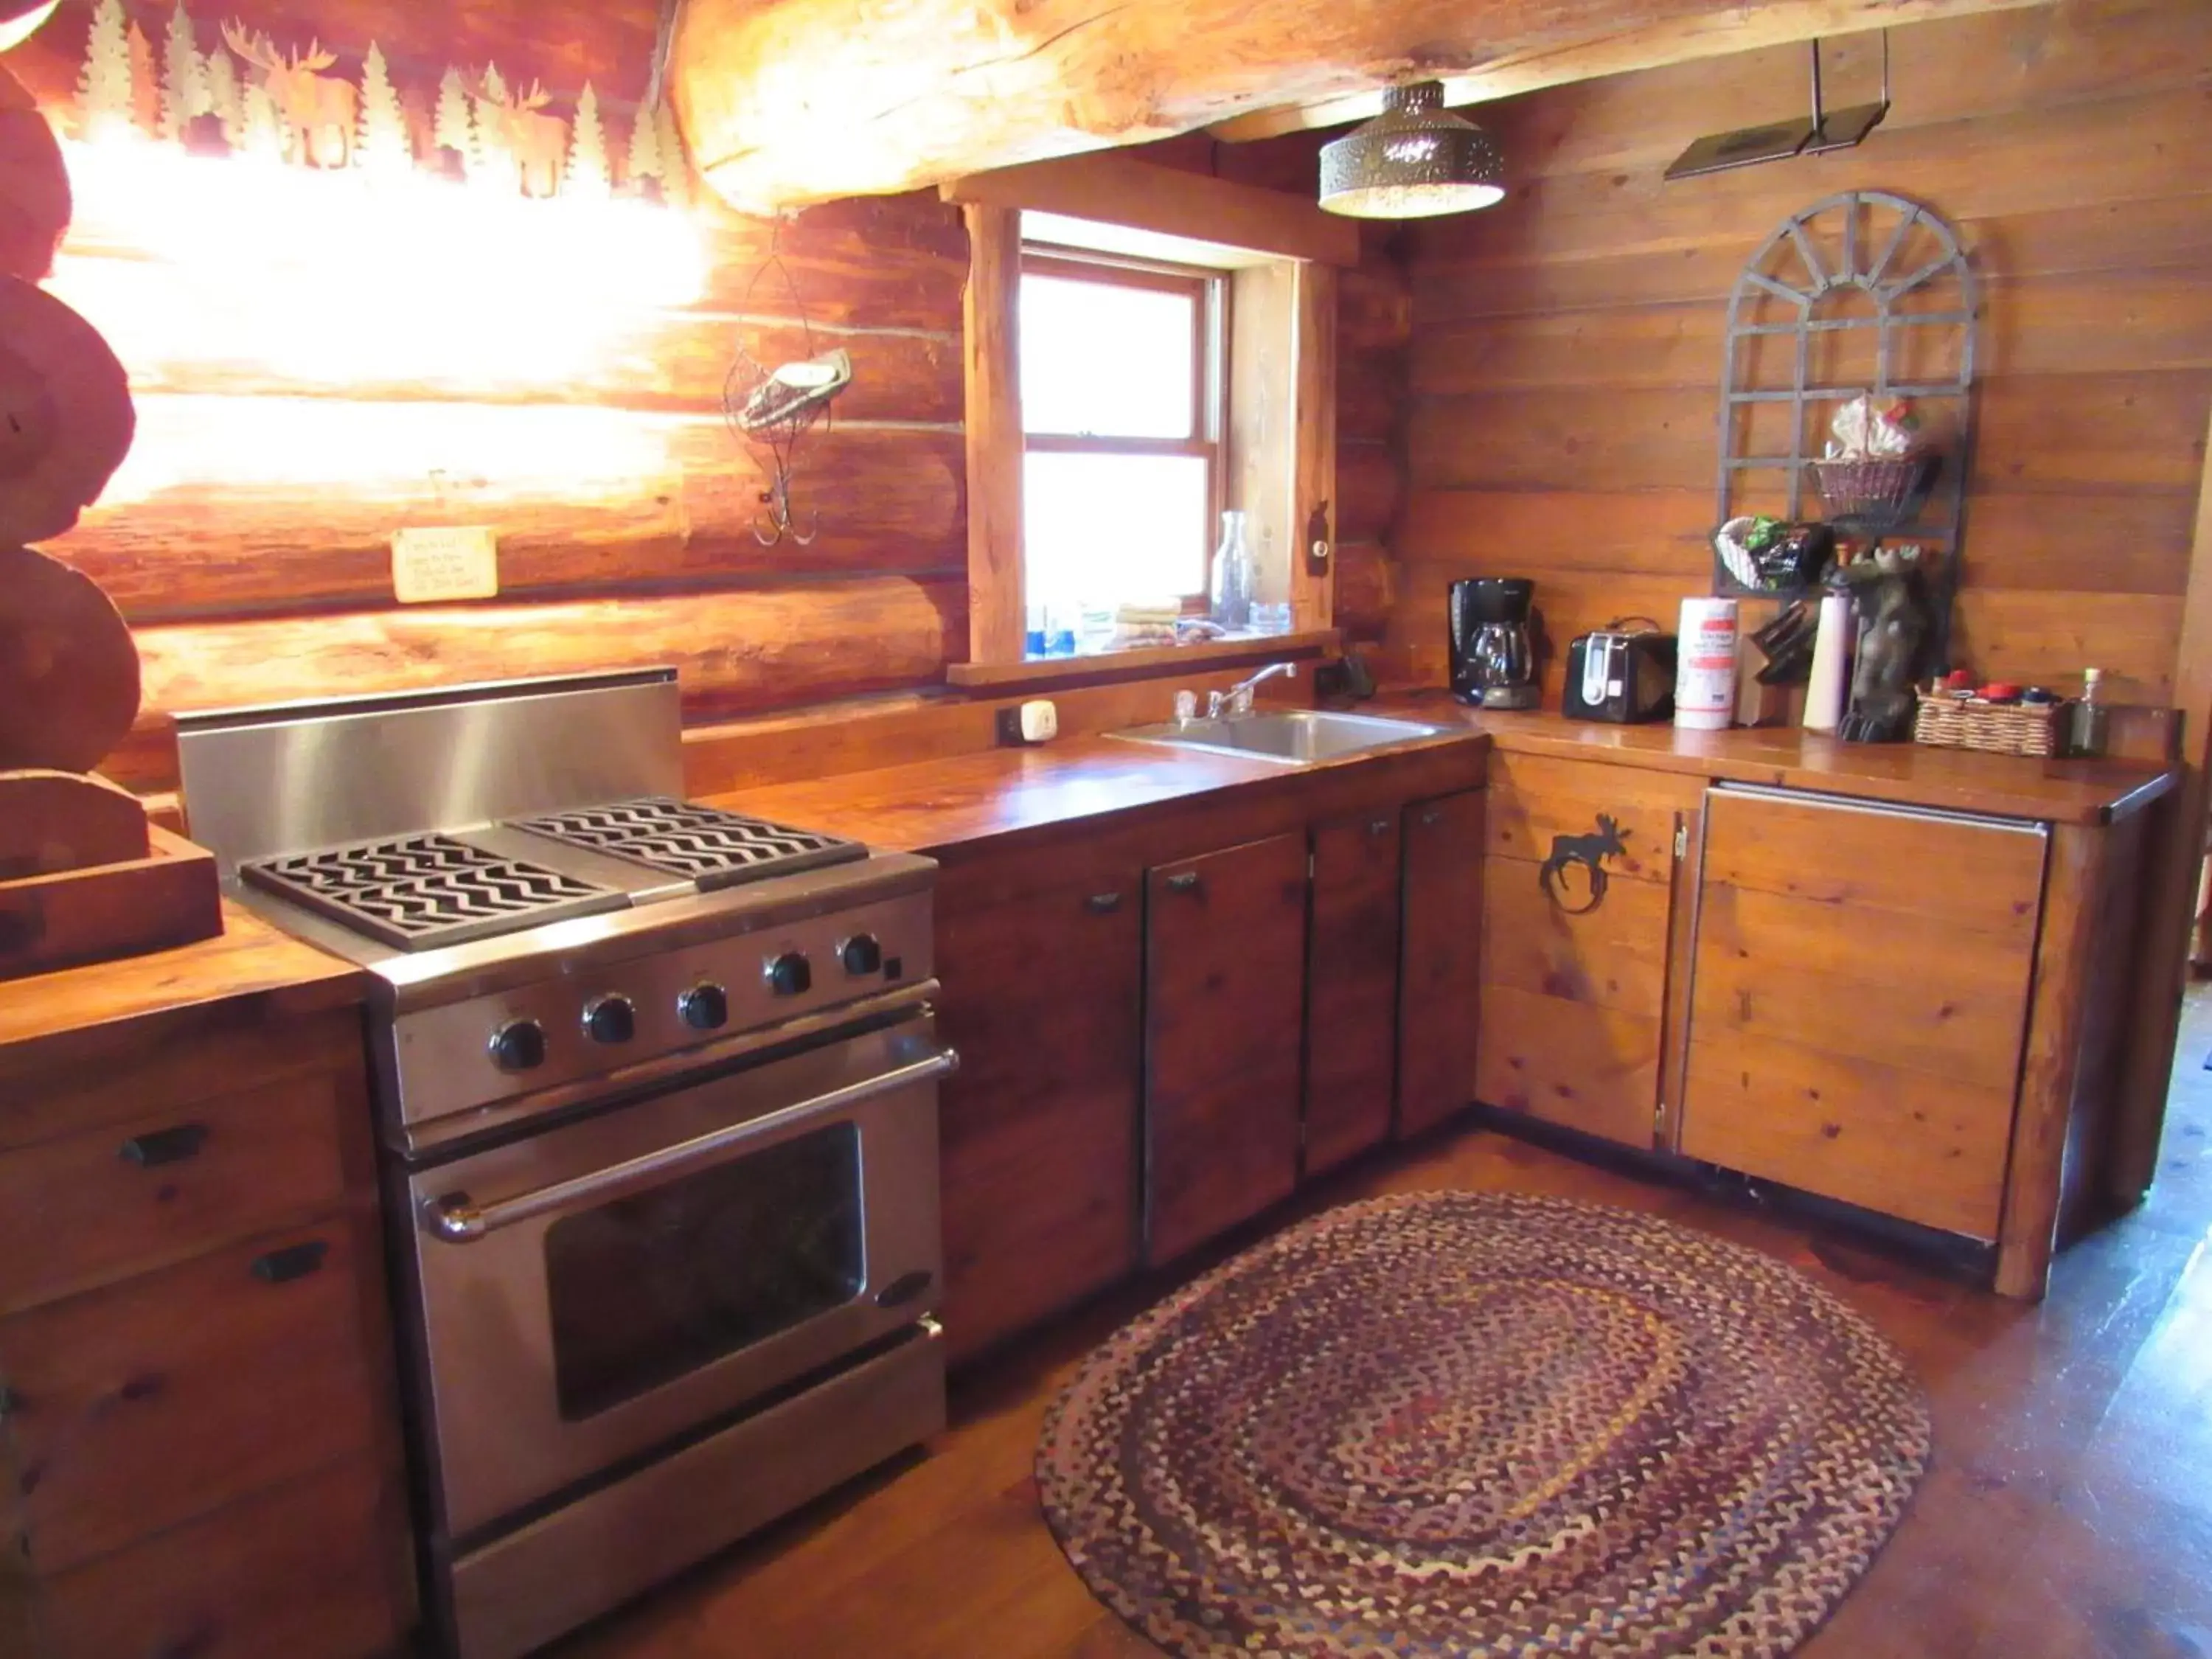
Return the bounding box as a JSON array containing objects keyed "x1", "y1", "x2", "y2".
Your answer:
[{"x1": 1036, "y1": 1192, "x2": 1930, "y2": 1658}]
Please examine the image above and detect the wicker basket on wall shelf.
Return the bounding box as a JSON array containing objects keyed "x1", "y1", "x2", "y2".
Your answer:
[
  {"x1": 1912, "y1": 692, "x2": 2064, "y2": 758},
  {"x1": 1811, "y1": 454, "x2": 1938, "y2": 523}
]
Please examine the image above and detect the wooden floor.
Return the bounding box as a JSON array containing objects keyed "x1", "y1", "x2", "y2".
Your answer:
[{"x1": 568, "y1": 999, "x2": 2212, "y2": 1659}]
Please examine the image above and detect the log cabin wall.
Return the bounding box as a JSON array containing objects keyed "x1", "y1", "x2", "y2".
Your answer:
[
  {"x1": 1391, "y1": 0, "x2": 2212, "y2": 707},
  {"x1": 13, "y1": 0, "x2": 970, "y2": 794},
  {"x1": 9, "y1": 10, "x2": 1403, "y2": 797}
]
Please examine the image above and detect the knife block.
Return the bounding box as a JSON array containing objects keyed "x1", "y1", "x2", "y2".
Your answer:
[{"x1": 0, "y1": 769, "x2": 222, "y2": 980}]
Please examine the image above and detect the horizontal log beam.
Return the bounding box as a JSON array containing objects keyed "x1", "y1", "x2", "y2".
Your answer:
[
  {"x1": 944, "y1": 154, "x2": 1359, "y2": 268},
  {"x1": 669, "y1": 0, "x2": 2051, "y2": 211},
  {"x1": 50, "y1": 407, "x2": 964, "y2": 623},
  {"x1": 109, "y1": 577, "x2": 967, "y2": 793},
  {"x1": 1208, "y1": 0, "x2": 2055, "y2": 142}
]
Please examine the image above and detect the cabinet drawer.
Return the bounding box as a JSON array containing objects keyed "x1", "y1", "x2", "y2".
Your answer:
[
  {"x1": 0, "y1": 1224, "x2": 380, "y2": 1574},
  {"x1": 0, "y1": 1072, "x2": 352, "y2": 1317},
  {"x1": 36, "y1": 1456, "x2": 411, "y2": 1659}
]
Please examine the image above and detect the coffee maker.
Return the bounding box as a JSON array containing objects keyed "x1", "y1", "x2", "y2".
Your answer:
[{"x1": 1448, "y1": 578, "x2": 1540, "y2": 709}]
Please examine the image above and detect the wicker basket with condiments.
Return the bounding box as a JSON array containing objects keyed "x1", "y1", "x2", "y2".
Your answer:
[{"x1": 1911, "y1": 692, "x2": 2064, "y2": 758}]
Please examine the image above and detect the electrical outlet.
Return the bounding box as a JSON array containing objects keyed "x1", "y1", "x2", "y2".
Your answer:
[
  {"x1": 995, "y1": 699, "x2": 1060, "y2": 745},
  {"x1": 392, "y1": 526, "x2": 499, "y2": 604}
]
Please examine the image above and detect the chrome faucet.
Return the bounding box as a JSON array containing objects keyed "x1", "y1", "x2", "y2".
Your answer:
[{"x1": 1208, "y1": 661, "x2": 1296, "y2": 720}]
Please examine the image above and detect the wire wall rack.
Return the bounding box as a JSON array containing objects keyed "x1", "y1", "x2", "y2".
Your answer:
[{"x1": 1714, "y1": 189, "x2": 1979, "y2": 620}]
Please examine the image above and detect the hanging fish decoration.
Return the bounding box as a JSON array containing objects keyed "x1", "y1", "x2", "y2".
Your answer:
[{"x1": 734, "y1": 348, "x2": 851, "y2": 434}]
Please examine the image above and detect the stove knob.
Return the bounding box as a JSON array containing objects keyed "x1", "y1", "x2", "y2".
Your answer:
[
  {"x1": 765, "y1": 951, "x2": 813, "y2": 997},
  {"x1": 839, "y1": 933, "x2": 883, "y2": 976},
  {"x1": 582, "y1": 994, "x2": 636, "y2": 1045},
  {"x1": 488, "y1": 1019, "x2": 547, "y2": 1073},
  {"x1": 678, "y1": 982, "x2": 730, "y2": 1032}
]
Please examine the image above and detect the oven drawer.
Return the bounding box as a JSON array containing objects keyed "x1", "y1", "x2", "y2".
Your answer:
[
  {"x1": 0, "y1": 1223, "x2": 381, "y2": 1575},
  {"x1": 405, "y1": 1012, "x2": 950, "y2": 1537},
  {"x1": 448, "y1": 1322, "x2": 945, "y2": 1659},
  {"x1": 0, "y1": 1071, "x2": 352, "y2": 1317}
]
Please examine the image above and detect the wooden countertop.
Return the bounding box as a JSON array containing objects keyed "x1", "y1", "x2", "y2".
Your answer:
[
  {"x1": 706, "y1": 735, "x2": 1381, "y2": 853},
  {"x1": 0, "y1": 900, "x2": 366, "y2": 1067},
  {"x1": 1368, "y1": 695, "x2": 2175, "y2": 827},
  {"x1": 710, "y1": 698, "x2": 2171, "y2": 858}
]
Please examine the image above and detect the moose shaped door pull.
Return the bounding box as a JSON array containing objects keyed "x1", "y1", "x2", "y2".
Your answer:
[{"x1": 1540, "y1": 815, "x2": 1629, "y2": 915}]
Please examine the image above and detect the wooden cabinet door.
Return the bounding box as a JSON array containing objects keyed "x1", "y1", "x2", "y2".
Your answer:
[
  {"x1": 934, "y1": 853, "x2": 1143, "y2": 1362},
  {"x1": 1476, "y1": 752, "x2": 1702, "y2": 1149},
  {"x1": 1397, "y1": 788, "x2": 1484, "y2": 1139},
  {"x1": 1304, "y1": 810, "x2": 1402, "y2": 1177},
  {"x1": 0, "y1": 1227, "x2": 383, "y2": 1576},
  {"x1": 1145, "y1": 833, "x2": 1308, "y2": 1265},
  {"x1": 1680, "y1": 787, "x2": 2048, "y2": 1238}
]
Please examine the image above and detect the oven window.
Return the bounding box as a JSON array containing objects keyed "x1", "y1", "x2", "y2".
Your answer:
[{"x1": 543, "y1": 1122, "x2": 865, "y2": 1420}]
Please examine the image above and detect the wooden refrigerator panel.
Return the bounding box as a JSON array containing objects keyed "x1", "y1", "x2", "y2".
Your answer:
[{"x1": 1680, "y1": 787, "x2": 2047, "y2": 1237}]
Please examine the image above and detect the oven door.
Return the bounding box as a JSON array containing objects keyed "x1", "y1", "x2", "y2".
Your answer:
[{"x1": 405, "y1": 1009, "x2": 950, "y2": 1539}]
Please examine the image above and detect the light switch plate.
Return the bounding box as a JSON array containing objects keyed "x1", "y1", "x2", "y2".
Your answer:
[{"x1": 392, "y1": 526, "x2": 499, "y2": 604}]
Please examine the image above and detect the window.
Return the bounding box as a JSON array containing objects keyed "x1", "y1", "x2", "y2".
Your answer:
[{"x1": 1019, "y1": 250, "x2": 1225, "y2": 629}]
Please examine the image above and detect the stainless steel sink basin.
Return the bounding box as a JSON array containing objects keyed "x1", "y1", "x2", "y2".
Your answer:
[{"x1": 1108, "y1": 710, "x2": 1454, "y2": 766}]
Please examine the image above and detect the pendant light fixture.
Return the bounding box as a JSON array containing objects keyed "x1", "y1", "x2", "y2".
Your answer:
[
  {"x1": 0, "y1": 0, "x2": 59, "y2": 52},
  {"x1": 1318, "y1": 81, "x2": 1504, "y2": 219}
]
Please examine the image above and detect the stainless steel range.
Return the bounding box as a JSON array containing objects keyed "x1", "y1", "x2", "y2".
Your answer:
[{"x1": 174, "y1": 669, "x2": 950, "y2": 1659}]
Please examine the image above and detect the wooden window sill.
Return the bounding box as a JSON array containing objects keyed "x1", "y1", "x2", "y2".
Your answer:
[{"x1": 945, "y1": 629, "x2": 1339, "y2": 692}]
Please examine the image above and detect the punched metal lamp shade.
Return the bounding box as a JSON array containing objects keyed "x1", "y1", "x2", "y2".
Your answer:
[
  {"x1": 1318, "y1": 81, "x2": 1505, "y2": 219},
  {"x1": 0, "y1": 1, "x2": 60, "y2": 52}
]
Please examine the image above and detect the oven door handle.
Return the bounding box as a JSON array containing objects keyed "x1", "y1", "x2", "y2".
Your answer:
[{"x1": 420, "y1": 1047, "x2": 959, "y2": 1245}]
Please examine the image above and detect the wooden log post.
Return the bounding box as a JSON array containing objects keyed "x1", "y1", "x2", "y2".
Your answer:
[{"x1": 961, "y1": 202, "x2": 1025, "y2": 666}]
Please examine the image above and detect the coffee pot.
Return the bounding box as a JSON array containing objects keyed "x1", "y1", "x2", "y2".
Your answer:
[{"x1": 1447, "y1": 578, "x2": 1540, "y2": 709}]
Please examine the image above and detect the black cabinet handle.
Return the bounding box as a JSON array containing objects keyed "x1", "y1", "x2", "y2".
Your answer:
[
  {"x1": 119, "y1": 1124, "x2": 209, "y2": 1169},
  {"x1": 251, "y1": 1241, "x2": 329, "y2": 1285},
  {"x1": 1085, "y1": 891, "x2": 1123, "y2": 914},
  {"x1": 1164, "y1": 872, "x2": 1200, "y2": 894}
]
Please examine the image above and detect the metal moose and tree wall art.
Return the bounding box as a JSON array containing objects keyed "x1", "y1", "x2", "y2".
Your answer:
[{"x1": 76, "y1": 0, "x2": 691, "y2": 204}]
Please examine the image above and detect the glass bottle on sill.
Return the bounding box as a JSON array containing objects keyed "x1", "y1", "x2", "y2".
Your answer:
[
  {"x1": 1210, "y1": 509, "x2": 1253, "y2": 633},
  {"x1": 2067, "y1": 667, "x2": 2108, "y2": 759}
]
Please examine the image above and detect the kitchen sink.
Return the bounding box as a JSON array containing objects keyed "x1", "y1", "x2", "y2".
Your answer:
[{"x1": 1108, "y1": 710, "x2": 1455, "y2": 766}]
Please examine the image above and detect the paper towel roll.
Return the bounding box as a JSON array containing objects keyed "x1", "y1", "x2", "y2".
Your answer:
[
  {"x1": 1803, "y1": 592, "x2": 1853, "y2": 734},
  {"x1": 1674, "y1": 597, "x2": 1739, "y2": 731}
]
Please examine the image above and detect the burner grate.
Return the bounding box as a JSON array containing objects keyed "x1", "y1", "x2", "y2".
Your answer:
[
  {"x1": 507, "y1": 798, "x2": 866, "y2": 891},
  {"x1": 242, "y1": 833, "x2": 627, "y2": 950}
]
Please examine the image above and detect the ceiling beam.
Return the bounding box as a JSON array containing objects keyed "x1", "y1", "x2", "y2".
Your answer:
[
  {"x1": 942, "y1": 153, "x2": 1362, "y2": 268},
  {"x1": 670, "y1": 0, "x2": 2053, "y2": 212},
  {"x1": 1208, "y1": 0, "x2": 2052, "y2": 142}
]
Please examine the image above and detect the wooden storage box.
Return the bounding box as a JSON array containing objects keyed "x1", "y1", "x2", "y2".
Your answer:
[{"x1": 0, "y1": 824, "x2": 223, "y2": 981}]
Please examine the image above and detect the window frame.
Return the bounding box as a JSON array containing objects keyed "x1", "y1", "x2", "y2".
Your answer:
[{"x1": 1018, "y1": 245, "x2": 1230, "y2": 608}]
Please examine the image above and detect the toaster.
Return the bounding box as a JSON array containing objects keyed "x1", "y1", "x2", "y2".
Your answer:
[{"x1": 1562, "y1": 621, "x2": 1677, "y2": 723}]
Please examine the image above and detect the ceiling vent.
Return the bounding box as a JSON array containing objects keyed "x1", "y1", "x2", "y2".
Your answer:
[{"x1": 1666, "y1": 35, "x2": 1889, "y2": 182}]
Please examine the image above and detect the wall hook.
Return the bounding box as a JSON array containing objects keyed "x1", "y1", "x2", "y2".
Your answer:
[{"x1": 753, "y1": 469, "x2": 819, "y2": 547}]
